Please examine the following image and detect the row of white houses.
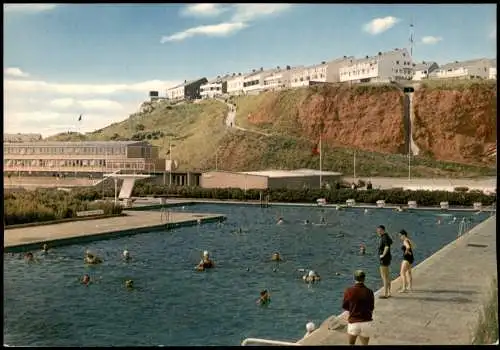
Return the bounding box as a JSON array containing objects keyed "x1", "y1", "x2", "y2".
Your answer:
[{"x1": 164, "y1": 49, "x2": 496, "y2": 100}]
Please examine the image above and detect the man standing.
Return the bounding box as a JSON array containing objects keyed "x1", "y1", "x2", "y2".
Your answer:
[
  {"x1": 342, "y1": 270, "x2": 375, "y2": 345},
  {"x1": 377, "y1": 225, "x2": 393, "y2": 298}
]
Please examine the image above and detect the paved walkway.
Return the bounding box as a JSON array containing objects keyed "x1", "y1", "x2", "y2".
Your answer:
[
  {"x1": 299, "y1": 215, "x2": 497, "y2": 345},
  {"x1": 4, "y1": 210, "x2": 224, "y2": 250}
]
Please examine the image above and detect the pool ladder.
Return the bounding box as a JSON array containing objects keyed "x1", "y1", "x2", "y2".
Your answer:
[{"x1": 457, "y1": 218, "x2": 472, "y2": 237}]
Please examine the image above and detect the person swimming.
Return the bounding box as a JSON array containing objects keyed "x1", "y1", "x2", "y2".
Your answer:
[
  {"x1": 84, "y1": 251, "x2": 103, "y2": 265},
  {"x1": 125, "y1": 280, "x2": 134, "y2": 289},
  {"x1": 395, "y1": 206, "x2": 405, "y2": 212},
  {"x1": 123, "y1": 250, "x2": 131, "y2": 261},
  {"x1": 25, "y1": 252, "x2": 34, "y2": 262},
  {"x1": 320, "y1": 216, "x2": 326, "y2": 224},
  {"x1": 41, "y1": 244, "x2": 49, "y2": 255},
  {"x1": 359, "y1": 244, "x2": 366, "y2": 255},
  {"x1": 271, "y1": 252, "x2": 282, "y2": 262},
  {"x1": 81, "y1": 274, "x2": 91, "y2": 286},
  {"x1": 304, "y1": 219, "x2": 311, "y2": 225},
  {"x1": 364, "y1": 209, "x2": 369, "y2": 214},
  {"x1": 277, "y1": 217, "x2": 284, "y2": 225},
  {"x1": 303, "y1": 270, "x2": 321, "y2": 283},
  {"x1": 256, "y1": 290, "x2": 271, "y2": 306},
  {"x1": 336, "y1": 205, "x2": 343, "y2": 211},
  {"x1": 196, "y1": 251, "x2": 215, "y2": 271}
]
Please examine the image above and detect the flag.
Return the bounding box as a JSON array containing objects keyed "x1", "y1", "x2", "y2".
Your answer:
[{"x1": 78, "y1": 114, "x2": 82, "y2": 122}]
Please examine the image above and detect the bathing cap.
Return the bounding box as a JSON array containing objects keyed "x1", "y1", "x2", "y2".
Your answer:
[
  {"x1": 308, "y1": 270, "x2": 316, "y2": 277},
  {"x1": 123, "y1": 250, "x2": 129, "y2": 256},
  {"x1": 203, "y1": 251, "x2": 209, "y2": 256},
  {"x1": 306, "y1": 322, "x2": 316, "y2": 332}
]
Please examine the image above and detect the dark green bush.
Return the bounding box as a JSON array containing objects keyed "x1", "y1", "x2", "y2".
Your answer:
[
  {"x1": 454, "y1": 187, "x2": 470, "y2": 192},
  {"x1": 4, "y1": 189, "x2": 123, "y2": 226}
]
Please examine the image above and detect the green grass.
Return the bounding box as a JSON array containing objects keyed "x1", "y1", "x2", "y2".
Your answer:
[
  {"x1": 419, "y1": 79, "x2": 496, "y2": 91},
  {"x1": 472, "y1": 278, "x2": 498, "y2": 345}
]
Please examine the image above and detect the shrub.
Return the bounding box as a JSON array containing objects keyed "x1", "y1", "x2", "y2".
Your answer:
[{"x1": 4, "y1": 190, "x2": 123, "y2": 226}]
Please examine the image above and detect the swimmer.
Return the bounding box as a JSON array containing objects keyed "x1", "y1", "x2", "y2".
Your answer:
[
  {"x1": 24, "y1": 252, "x2": 34, "y2": 262},
  {"x1": 276, "y1": 217, "x2": 284, "y2": 225},
  {"x1": 84, "y1": 251, "x2": 103, "y2": 265},
  {"x1": 320, "y1": 216, "x2": 326, "y2": 224},
  {"x1": 303, "y1": 270, "x2": 321, "y2": 283},
  {"x1": 41, "y1": 243, "x2": 49, "y2": 254},
  {"x1": 123, "y1": 249, "x2": 131, "y2": 261},
  {"x1": 125, "y1": 279, "x2": 134, "y2": 289},
  {"x1": 256, "y1": 290, "x2": 271, "y2": 306},
  {"x1": 304, "y1": 219, "x2": 311, "y2": 225},
  {"x1": 364, "y1": 209, "x2": 369, "y2": 214},
  {"x1": 452, "y1": 217, "x2": 457, "y2": 223},
  {"x1": 271, "y1": 252, "x2": 282, "y2": 262},
  {"x1": 196, "y1": 251, "x2": 214, "y2": 271},
  {"x1": 81, "y1": 274, "x2": 91, "y2": 286},
  {"x1": 336, "y1": 205, "x2": 343, "y2": 211},
  {"x1": 302, "y1": 322, "x2": 316, "y2": 339},
  {"x1": 437, "y1": 218, "x2": 442, "y2": 225},
  {"x1": 394, "y1": 206, "x2": 405, "y2": 212},
  {"x1": 359, "y1": 244, "x2": 366, "y2": 255}
]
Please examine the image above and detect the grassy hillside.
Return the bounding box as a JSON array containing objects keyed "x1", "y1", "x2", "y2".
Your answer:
[{"x1": 46, "y1": 93, "x2": 496, "y2": 177}]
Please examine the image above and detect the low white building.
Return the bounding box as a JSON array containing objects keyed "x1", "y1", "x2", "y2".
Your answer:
[
  {"x1": 262, "y1": 66, "x2": 297, "y2": 91},
  {"x1": 243, "y1": 68, "x2": 280, "y2": 95},
  {"x1": 412, "y1": 61, "x2": 439, "y2": 81},
  {"x1": 200, "y1": 75, "x2": 230, "y2": 99},
  {"x1": 226, "y1": 72, "x2": 252, "y2": 96},
  {"x1": 433, "y1": 58, "x2": 494, "y2": 80},
  {"x1": 291, "y1": 57, "x2": 355, "y2": 88},
  {"x1": 339, "y1": 48, "x2": 413, "y2": 83},
  {"x1": 166, "y1": 78, "x2": 208, "y2": 101},
  {"x1": 489, "y1": 59, "x2": 496, "y2": 79},
  {"x1": 166, "y1": 83, "x2": 185, "y2": 100}
]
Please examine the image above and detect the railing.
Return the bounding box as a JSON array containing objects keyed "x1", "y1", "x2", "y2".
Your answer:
[
  {"x1": 241, "y1": 338, "x2": 300, "y2": 346},
  {"x1": 458, "y1": 218, "x2": 472, "y2": 237}
]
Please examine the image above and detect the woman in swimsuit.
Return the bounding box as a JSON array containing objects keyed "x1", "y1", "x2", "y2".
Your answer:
[{"x1": 399, "y1": 230, "x2": 414, "y2": 292}]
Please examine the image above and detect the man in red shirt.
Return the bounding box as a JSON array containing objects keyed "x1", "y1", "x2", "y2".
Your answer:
[{"x1": 342, "y1": 270, "x2": 375, "y2": 345}]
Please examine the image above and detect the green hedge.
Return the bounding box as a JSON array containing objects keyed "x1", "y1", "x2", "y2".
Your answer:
[
  {"x1": 83, "y1": 182, "x2": 497, "y2": 207},
  {"x1": 4, "y1": 189, "x2": 123, "y2": 226}
]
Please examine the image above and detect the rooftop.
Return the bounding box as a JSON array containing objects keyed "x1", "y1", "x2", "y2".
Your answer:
[
  {"x1": 413, "y1": 61, "x2": 438, "y2": 71},
  {"x1": 438, "y1": 58, "x2": 492, "y2": 71},
  {"x1": 240, "y1": 169, "x2": 342, "y2": 178},
  {"x1": 168, "y1": 77, "x2": 207, "y2": 90}
]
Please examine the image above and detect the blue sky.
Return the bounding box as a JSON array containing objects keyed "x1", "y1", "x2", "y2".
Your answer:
[{"x1": 4, "y1": 4, "x2": 496, "y2": 136}]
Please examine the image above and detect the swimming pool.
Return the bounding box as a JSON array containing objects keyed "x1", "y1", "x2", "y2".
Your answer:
[{"x1": 3, "y1": 204, "x2": 490, "y2": 346}]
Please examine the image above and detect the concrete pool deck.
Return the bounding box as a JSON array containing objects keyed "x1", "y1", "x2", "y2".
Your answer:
[
  {"x1": 298, "y1": 215, "x2": 497, "y2": 346},
  {"x1": 4, "y1": 210, "x2": 225, "y2": 253}
]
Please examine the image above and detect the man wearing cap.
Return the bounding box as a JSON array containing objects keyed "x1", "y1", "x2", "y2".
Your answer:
[{"x1": 342, "y1": 270, "x2": 375, "y2": 345}]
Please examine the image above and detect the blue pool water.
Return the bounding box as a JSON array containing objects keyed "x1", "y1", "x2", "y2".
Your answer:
[{"x1": 3, "y1": 204, "x2": 489, "y2": 346}]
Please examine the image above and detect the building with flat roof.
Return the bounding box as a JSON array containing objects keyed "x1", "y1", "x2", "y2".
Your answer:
[
  {"x1": 243, "y1": 68, "x2": 281, "y2": 95},
  {"x1": 200, "y1": 169, "x2": 343, "y2": 190},
  {"x1": 3, "y1": 141, "x2": 167, "y2": 176},
  {"x1": 412, "y1": 61, "x2": 439, "y2": 81},
  {"x1": 339, "y1": 48, "x2": 413, "y2": 83},
  {"x1": 290, "y1": 57, "x2": 354, "y2": 88},
  {"x1": 200, "y1": 75, "x2": 231, "y2": 99},
  {"x1": 166, "y1": 78, "x2": 208, "y2": 101},
  {"x1": 432, "y1": 58, "x2": 494, "y2": 80},
  {"x1": 226, "y1": 72, "x2": 252, "y2": 96}
]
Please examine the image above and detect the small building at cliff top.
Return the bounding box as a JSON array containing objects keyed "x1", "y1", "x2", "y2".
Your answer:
[{"x1": 200, "y1": 169, "x2": 342, "y2": 190}]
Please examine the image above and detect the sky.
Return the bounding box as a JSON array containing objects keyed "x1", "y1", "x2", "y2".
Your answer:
[{"x1": 4, "y1": 3, "x2": 497, "y2": 137}]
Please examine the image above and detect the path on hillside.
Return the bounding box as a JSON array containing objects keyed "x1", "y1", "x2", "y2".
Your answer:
[{"x1": 217, "y1": 98, "x2": 271, "y2": 137}]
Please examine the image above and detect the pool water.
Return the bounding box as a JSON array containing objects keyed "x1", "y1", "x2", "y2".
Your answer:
[{"x1": 3, "y1": 204, "x2": 489, "y2": 346}]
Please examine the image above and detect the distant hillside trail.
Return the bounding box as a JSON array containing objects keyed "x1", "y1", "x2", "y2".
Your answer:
[{"x1": 217, "y1": 98, "x2": 271, "y2": 137}]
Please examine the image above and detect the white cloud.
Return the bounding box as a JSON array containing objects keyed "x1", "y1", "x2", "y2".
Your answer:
[
  {"x1": 181, "y1": 4, "x2": 228, "y2": 17},
  {"x1": 4, "y1": 4, "x2": 58, "y2": 12},
  {"x1": 162, "y1": 4, "x2": 291, "y2": 43},
  {"x1": 161, "y1": 22, "x2": 247, "y2": 43},
  {"x1": 363, "y1": 16, "x2": 400, "y2": 35},
  {"x1": 4, "y1": 77, "x2": 182, "y2": 137},
  {"x1": 230, "y1": 4, "x2": 291, "y2": 22},
  {"x1": 421, "y1": 36, "x2": 443, "y2": 45},
  {"x1": 4, "y1": 67, "x2": 30, "y2": 78}
]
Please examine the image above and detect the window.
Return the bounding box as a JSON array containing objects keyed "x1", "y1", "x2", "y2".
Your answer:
[{"x1": 396, "y1": 61, "x2": 400, "y2": 65}]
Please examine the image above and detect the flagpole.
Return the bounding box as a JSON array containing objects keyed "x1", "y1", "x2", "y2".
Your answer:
[{"x1": 319, "y1": 134, "x2": 322, "y2": 188}]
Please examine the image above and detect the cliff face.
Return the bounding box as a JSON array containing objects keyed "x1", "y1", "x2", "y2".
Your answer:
[
  {"x1": 239, "y1": 81, "x2": 496, "y2": 165},
  {"x1": 243, "y1": 84, "x2": 406, "y2": 154},
  {"x1": 412, "y1": 81, "x2": 497, "y2": 164}
]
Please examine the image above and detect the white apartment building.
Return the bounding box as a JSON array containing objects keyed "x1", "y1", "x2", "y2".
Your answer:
[
  {"x1": 412, "y1": 61, "x2": 439, "y2": 81},
  {"x1": 433, "y1": 58, "x2": 494, "y2": 80},
  {"x1": 200, "y1": 75, "x2": 230, "y2": 99},
  {"x1": 226, "y1": 72, "x2": 251, "y2": 96},
  {"x1": 166, "y1": 83, "x2": 186, "y2": 100},
  {"x1": 339, "y1": 48, "x2": 413, "y2": 83},
  {"x1": 290, "y1": 57, "x2": 354, "y2": 88},
  {"x1": 166, "y1": 78, "x2": 207, "y2": 100},
  {"x1": 243, "y1": 68, "x2": 280, "y2": 94},
  {"x1": 262, "y1": 66, "x2": 296, "y2": 91}
]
